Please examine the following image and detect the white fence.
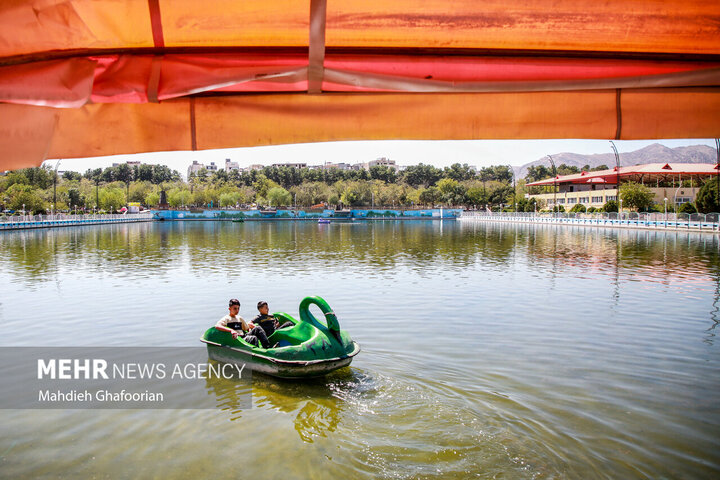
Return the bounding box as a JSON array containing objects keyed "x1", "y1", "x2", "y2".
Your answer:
[
  {"x1": 0, "y1": 212, "x2": 155, "y2": 231},
  {"x1": 460, "y1": 211, "x2": 720, "y2": 232}
]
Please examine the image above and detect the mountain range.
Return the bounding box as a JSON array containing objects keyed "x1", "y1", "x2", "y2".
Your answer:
[{"x1": 517, "y1": 143, "x2": 716, "y2": 179}]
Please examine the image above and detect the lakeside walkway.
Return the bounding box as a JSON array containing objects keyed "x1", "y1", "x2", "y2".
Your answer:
[
  {"x1": 460, "y1": 211, "x2": 720, "y2": 233},
  {"x1": 0, "y1": 212, "x2": 155, "y2": 231}
]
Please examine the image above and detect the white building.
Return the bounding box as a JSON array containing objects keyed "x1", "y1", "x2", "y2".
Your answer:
[
  {"x1": 368, "y1": 157, "x2": 399, "y2": 171},
  {"x1": 187, "y1": 160, "x2": 204, "y2": 178},
  {"x1": 224, "y1": 158, "x2": 239, "y2": 172},
  {"x1": 272, "y1": 162, "x2": 307, "y2": 169},
  {"x1": 323, "y1": 162, "x2": 352, "y2": 170}
]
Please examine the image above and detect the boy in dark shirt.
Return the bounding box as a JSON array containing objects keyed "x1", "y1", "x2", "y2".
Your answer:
[{"x1": 252, "y1": 301, "x2": 294, "y2": 337}]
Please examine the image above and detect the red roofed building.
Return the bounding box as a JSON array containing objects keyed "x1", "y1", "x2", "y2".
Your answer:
[{"x1": 526, "y1": 163, "x2": 720, "y2": 209}]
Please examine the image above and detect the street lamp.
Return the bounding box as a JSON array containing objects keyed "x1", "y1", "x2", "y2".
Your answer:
[
  {"x1": 619, "y1": 199, "x2": 623, "y2": 220},
  {"x1": 22, "y1": 203, "x2": 25, "y2": 218},
  {"x1": 664, "y1": 197, "x2": 668, "y2": 227},
  {"x1": 547, "y1": 155, "x2": 557, "y2": 214},
  {"x1": 51, "y1": 203, "x2": 54, "y2": 218},
  {"x1": 506, "y1": 164, "x2": 516, "y2": 212},
  {"x1": 610, "y1": 141, "x2": 621, "y2": 210}
]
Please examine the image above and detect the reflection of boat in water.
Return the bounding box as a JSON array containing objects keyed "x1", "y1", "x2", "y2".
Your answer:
[
  {"x1": 201, "y1": 296, "x2": 360, "y2": 379},
  {"x1": 318, "y1": 218, "x2": 331, "y2": 224}
]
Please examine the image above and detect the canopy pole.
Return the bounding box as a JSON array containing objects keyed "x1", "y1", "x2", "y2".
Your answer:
[
  {"x1": 615, "y1": 89, "x2": 622, "y2": 140},
  {"x1": 308, "y1": 0, "x2": 327, "y2": 93},
  {"x1": 147, "y1": 0, "x2": 165, "y2": 48}
]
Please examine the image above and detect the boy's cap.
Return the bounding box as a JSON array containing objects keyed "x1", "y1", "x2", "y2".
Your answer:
[
  {"x1": 257, "y1": 301, "x2": 268, "y2": 309},
  {"x1": 229, "y1": 298, "x2": 240, "y2": 307}
]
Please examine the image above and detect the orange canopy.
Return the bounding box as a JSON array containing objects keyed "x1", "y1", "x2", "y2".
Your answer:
[{"x1": 1, "y1": 0, "x2": 720, "y2": 170}]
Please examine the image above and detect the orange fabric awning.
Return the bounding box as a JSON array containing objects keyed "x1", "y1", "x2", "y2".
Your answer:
[{"x1": 1, "y1": 0, "x2": 720, "y2": 171}]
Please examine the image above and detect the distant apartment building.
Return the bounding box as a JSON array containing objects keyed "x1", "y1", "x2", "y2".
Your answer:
[
  {"x1": 272, "y1": 162, "x2": 307, "y2": 169},
  {"x1": 187, "y1": 160, "x2": 204, "y2": 178},
  {"x1": 112, "y1": 160, "x2": 142, "y2": 167},
  {"x1": 322, "y1": 162, "x2": 352, "y2": 170},
  {"x1": 224, "y1": 159, "x2": 239, "y2": 172},
  {"x1": 247, "y1": 164, "x2": 265, "y2": 171},
  {"x1": 206, "y1": 162, "x2": 218, "y2": 172},
  {"x1": 368, "y1": 157, "x2": 399, "y2": 171}
]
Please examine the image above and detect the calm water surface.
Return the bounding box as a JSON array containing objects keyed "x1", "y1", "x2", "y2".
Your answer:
[{"x1": 1, "y1": 220, "x2": 719, "y2": 479}]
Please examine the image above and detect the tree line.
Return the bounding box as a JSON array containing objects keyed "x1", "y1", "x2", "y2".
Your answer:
[{"x1": 1, "y1": 161, "x2": 717, "y2": 214}]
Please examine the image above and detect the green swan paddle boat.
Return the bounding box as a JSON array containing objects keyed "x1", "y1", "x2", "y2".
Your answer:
[{"x1": 201, "y1": 296, "x2": 360, "y2": 379}]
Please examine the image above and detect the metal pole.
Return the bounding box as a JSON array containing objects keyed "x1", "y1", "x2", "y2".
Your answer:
[
  {"x1": 610, "y1": 141, "x2": 621, "y2": 210},
  {"x1": 715, "y1": 138, "x2": 719, "y2": 212},
  {"x1": 547, "y1": 155, "x2": 556, "y2": 213},
  {"x1": 506, "y1": 164, "x2": 515, "y2": 212},
  {"x1": 53, "y1": 160, "x2": 60, "y2": 207}
]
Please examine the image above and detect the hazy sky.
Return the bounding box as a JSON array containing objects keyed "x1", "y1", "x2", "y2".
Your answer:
[{"x1": 45, "y1": 138, "x2": 716, "y2": 178}]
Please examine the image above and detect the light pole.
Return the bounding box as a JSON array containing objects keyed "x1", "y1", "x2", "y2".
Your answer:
[
  {"x1": 610, "y1": 141, "x2": 621, "y2": 209},
  {"x1": 53, "y1": 160, "x2": 60, "y2": 207},
  {"x1": 506, "y1": 164, "x2": 516, "y2": 212},
  {"x1": 619, "y1": 199, "x2": 623, "y2": 220},
  {"x1": 715, "y1": 138, "x2": 719, "y2": 211},
  {"x1": 664, "y1": 197, "x2": 668, "y2": 227},
  {"x1": 547, "y1": 155, "x2": 557, "y2": 214},
  {"x1": 22, "y1": 203, "x2": 25, "y2": 218},
  {"x1": 51, "y1": 204, "x2": 54, "y2": 218}
]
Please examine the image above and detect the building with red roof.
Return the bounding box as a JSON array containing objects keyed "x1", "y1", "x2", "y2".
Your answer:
[{"x1": 526, "y1": 163, "x2": 720, "y2": 209}]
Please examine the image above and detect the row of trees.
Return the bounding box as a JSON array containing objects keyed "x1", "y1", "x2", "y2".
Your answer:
[
  {"x1": 0, "y1": 163, "x2": 523, "y2": 214},
  {"x1": 2, "y1": 162, "x2": 718, "y2": 214}
]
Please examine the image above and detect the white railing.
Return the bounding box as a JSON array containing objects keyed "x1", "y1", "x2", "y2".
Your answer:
[
  {"x1": 460, "y1": 211, "x2": 720, "y2": 232},
  {"x1": 0, "y1": 212, "x2": 154, "y2": 226}
]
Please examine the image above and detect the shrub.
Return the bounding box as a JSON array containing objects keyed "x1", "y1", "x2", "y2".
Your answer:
[
  {"x1": 677, "y1": 202, "x2": 697, "y2": 214},
  {"x1": 602, "y1": 200, "x2": 618, "y2": 212}
]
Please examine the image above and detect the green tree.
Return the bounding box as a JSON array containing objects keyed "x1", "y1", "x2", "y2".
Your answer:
[
  {"x1": 465, "y1": 186, "x2": 487, "y2": 208},
  {"x1": 253, "y1": 174, "x2": 280, "y2": 199},
  {"x1": 525, "y1": 165, "x2": 552, "y2": 183},
  {"x1": 602, "y1": 200, "x2": 618, "y2": 212},
  {"x1": 677, "y1": 202, "x2": 697, "y2": 214},
  {"x1": 557, "y1": 164, "x2": 580, "y2": 176},
  {"x1": 99, "y1": 187, "x2": 126, "y2": 211},
  {"x1": 67, "y1": 188, "x2": 84, "y2": 208},
  {"x1": 443, "y1": 163, "x2": 476, "y2": 182},
  {"x1": 436, "y1": 178, "x2": 466, "y2": 206},
  {"x1": 401, "y1": 164, "x2": 442, "y2": 187},
  {"x1": 266, "y1": 187, "x2": 292, "y2": 207},
  {"x1": 695, "y1": 179, "x2": 720, "y2": 213},
  {"x1": 369, "y1": 165, "x2": 398, "y2": 183},
  {"x1": 619, "y1": 182, "x2": 655, "y2": 211},
  {"x1": 168, "y1": 189, "x2": 191, "y2": 208},
  {"x1": 145, "y1": 192, "x2": 160, "y2": 206},
  {"x1": 570, "y1": 203, "x2": 586, "y2": 213},
  {"x1": 6, "y1": 184, "x2": 47, "y2": 213},
  {"x1": 418, "y1": 186, "x2": 439, "y2": 206},
  {"x1": 62, "y1": 171, "x2": 82, "y2": 181}
]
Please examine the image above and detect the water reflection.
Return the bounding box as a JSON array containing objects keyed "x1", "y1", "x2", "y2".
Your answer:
[{"x1": 1, "y1": 221, "x2": 718, "y2": 286}]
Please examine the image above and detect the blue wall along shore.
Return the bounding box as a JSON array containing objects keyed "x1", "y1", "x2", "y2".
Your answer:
[{"x1": 152, "y1": 208, "x2": 462, "y2": 220}]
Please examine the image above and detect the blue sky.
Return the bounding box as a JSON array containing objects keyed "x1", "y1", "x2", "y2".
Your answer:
[{"x1": 46, "y1": 138, "x2": 716, "y2": 177}]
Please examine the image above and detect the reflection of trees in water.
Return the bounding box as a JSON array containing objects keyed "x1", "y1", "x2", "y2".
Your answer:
[
  {"x1": 706, "y1": 270, "x2": 720, "y2": 345},
  {"x1": 500, "y1": 223, "x2": 719, "y2": 283},
  {"x1": 182, "y1": 221, "x2": 493, "y2": 274},
  {"x1": 204, "y1": 366, "x2": 361, "y2": 442},
  {"x1": 0, "y1": 223, "x2": 180, "y2": 281},
  {"x1": 3, "y1": 220, "x2": 717, "y2": 287}
]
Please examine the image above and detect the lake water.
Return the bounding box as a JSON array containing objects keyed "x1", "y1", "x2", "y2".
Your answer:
[{"x1": 0, "y1": 220, "x2": 719, "y2": 479}]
